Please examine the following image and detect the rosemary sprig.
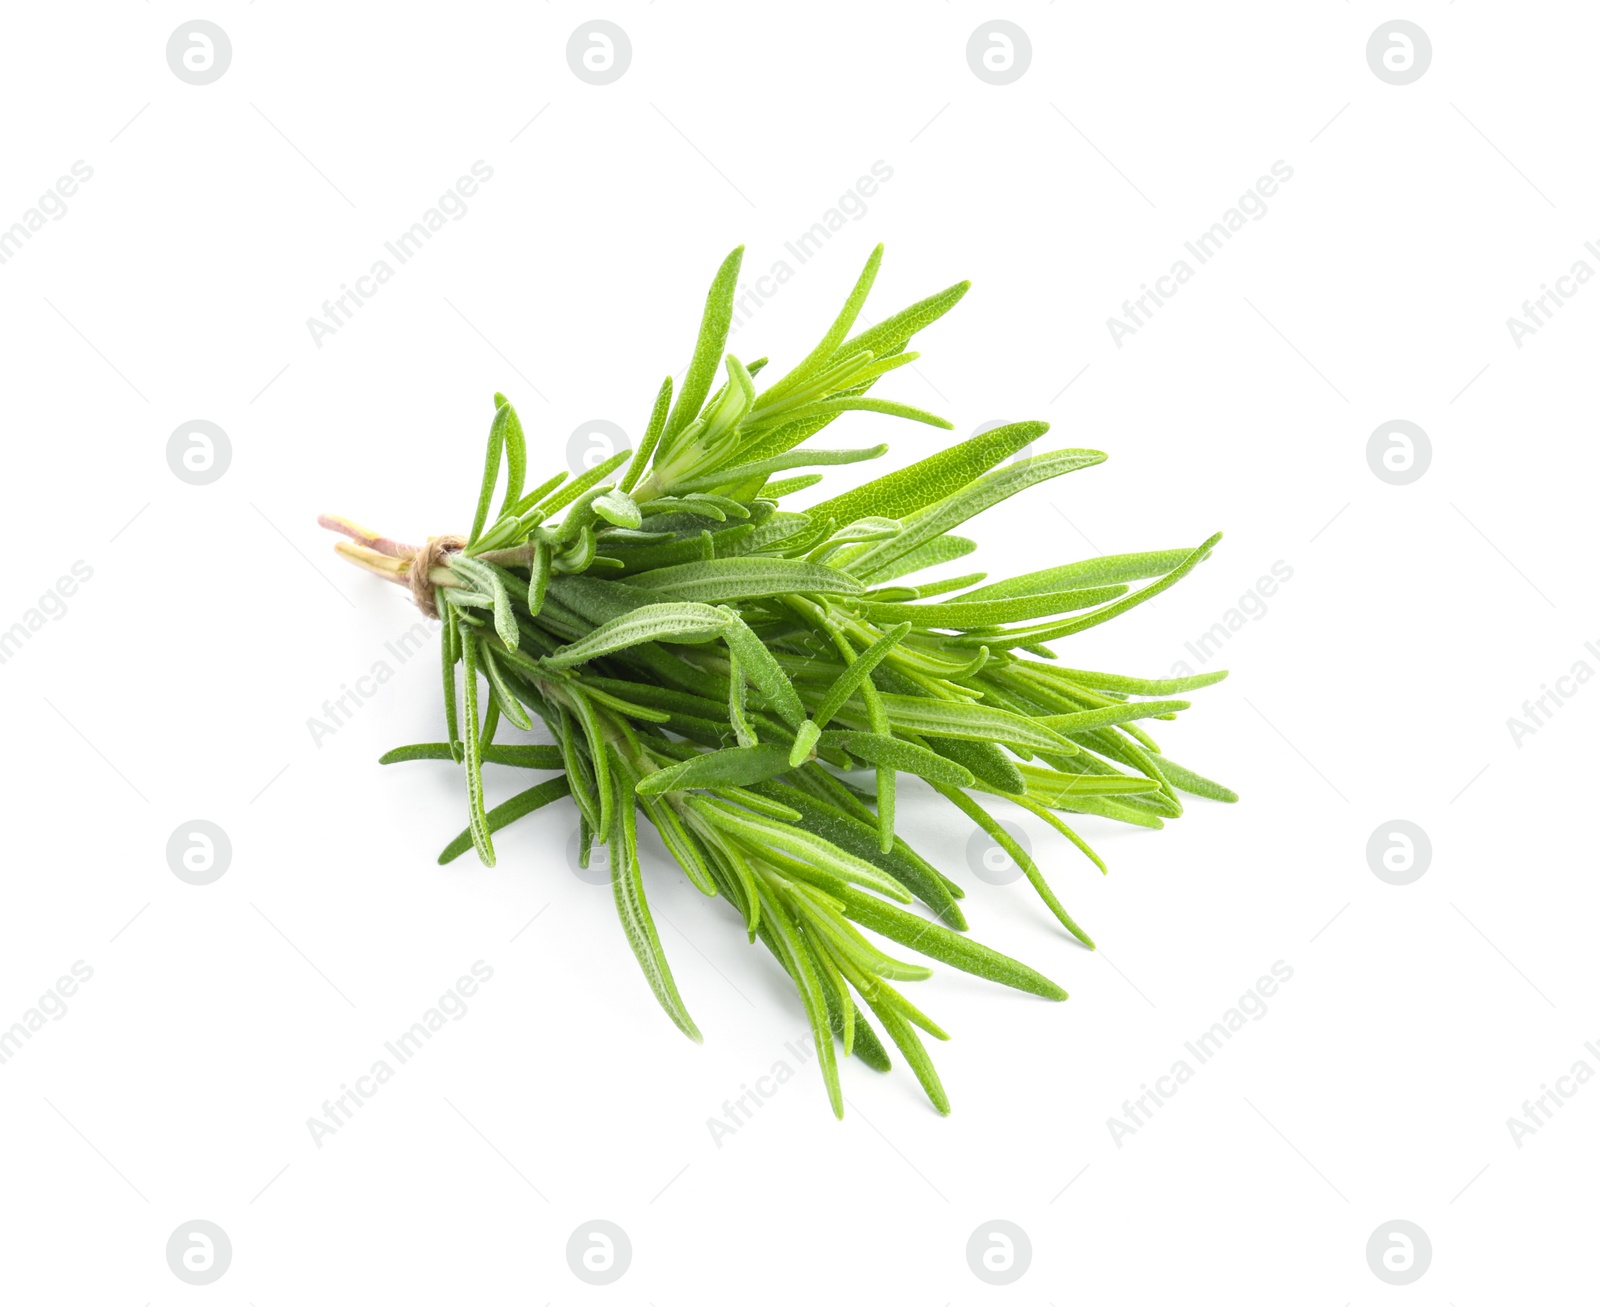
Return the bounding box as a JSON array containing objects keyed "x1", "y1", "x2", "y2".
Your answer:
[{"x1": 321, "y1": 244, "x2": 1237, "y2": 1117}]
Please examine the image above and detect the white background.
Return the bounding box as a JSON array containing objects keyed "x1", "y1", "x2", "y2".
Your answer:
[{"x1": 1, "y1": 3, "x2": 1595, "y2": 1302}]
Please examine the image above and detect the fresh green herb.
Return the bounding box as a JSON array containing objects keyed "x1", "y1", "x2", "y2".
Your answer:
[{"x1": 321, "y1": 244, "x2": 1236, "y2": 1117}]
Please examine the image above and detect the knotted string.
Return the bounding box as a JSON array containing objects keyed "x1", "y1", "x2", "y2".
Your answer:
[{"x1": 407, "y1": 534, "x2": 466, "y2": 619}]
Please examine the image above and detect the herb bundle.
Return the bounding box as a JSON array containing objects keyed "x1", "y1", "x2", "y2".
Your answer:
[{"x1": 321, "y1": 245, "x2": 1235, "y2": 1116}]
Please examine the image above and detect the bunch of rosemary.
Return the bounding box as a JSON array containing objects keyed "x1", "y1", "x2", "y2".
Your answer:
[{"x1": 321, "y1": 245, "x2": 1234, "y2": 1116}]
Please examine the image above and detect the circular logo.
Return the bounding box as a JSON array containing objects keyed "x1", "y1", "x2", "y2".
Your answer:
[
  {"x1": 167, "y1": 820, "x2": 233, "y2": 886},
  {"x1": 167, "y1": 420, "x2": 232, "y2": 485},
  {"x1": 1366, "y1": 1219, "x2": 1431, "y2": 1285},
  {"x1": 1366, "y1": 820, "x2": 1431, "y2": 886},
  {"x1": 166, "y1": 21, "x2": 232, "y2": 85},
  {"x1": 567, "y1": 825, "x2": 614, "y2": 886},
  {"x1": 566, "y1": 1219, "x2": 631, "y2": 1285},
  {"x1": 966, "y1": 21, "x2": 1032, "y2": 85},
  {"x1": 966, "y1": 1219, "x2": 1031, "y2": 1285},
  {"x1": 967, "y1": 821, "x2": 1030, "y2": 885},
  {"x1": 1366, "y1": 21, "x2": 1432, "y2": 86},
  {"x1": 567, "y1": 419, "x2": 630, "y2": 477},
  {"x1": 974, "y1": 419, "x2": 1034, "y2": 464},
  {"x1": 566, "y1": 21, "x2": 632, "y2": 85},
  {"x1": 166, "y1": 1219, "x2": 232, "y2": 1285},
  {"x1": 1366, "y1": 420, "x2": 1430, "y2": 486}
]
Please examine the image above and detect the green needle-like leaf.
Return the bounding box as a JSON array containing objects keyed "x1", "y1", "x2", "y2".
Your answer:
[
  {"x1": 494, "y1": 395, "x2": 526, "y2": 517},
  {"x1": 609, "y1": 767, "x2": 702, "y2": 1042},
  {"x1": 380, "y1": 742, "x2": 564, "y2": 768},
  {"x1": 540, "y1": 603, "x2": 731, "y2": 669},
  {"x1": 460, "y1": 636, "x2": 495, "y2": 866},
  {"x1": 437, "y1": 776, "x2": 572, "y2": 863},
  {"x1": 812, "y1": 621, "x2": 910, "y2": 730},
  {"x1": 636, "y1": 744, "x2": 793, "y2": 794},
  {"x1": 720, "y1": 608, "x2": 806, "y2": 729},
  {"x1": 625, "y1": 557, "x2": 863, "y2": 604},
  {"x1": 754, "y1": 243, "x2": 883, "y2": 409},
  {"x1": 835, "y1": 886, "x2": 1067, "y2": 1000},
  {"x1": 621, "y1": 375, "x2": 674, "y2": 493},
  {"x1": 810, "y1": 420, "x2": 1047, "y2": 528},
  {"x1": 662, "y1": 245, "x2": 744, "y2": 449},
  {"x1": 822, "y1": 731, "x2": 975, "y2": 787},
  {"x1": 479, "y1": 644, "x2": 535, "y2": 731}
]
